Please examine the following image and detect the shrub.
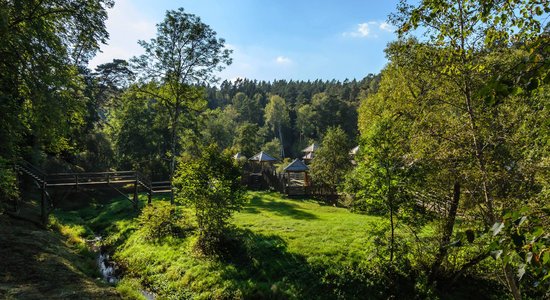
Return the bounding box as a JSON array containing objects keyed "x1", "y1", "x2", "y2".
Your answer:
[
  {"x1": 174, "y1": 144, "x2": 245, "y2": 255},
  {"x1": 137, "y1": 202, "x2": 195, "y2": 241}
]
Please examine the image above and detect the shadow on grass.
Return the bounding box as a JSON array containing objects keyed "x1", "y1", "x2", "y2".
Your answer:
[
  {"x1": 52, "y1": 192, "x2": 169, "y2": 235},
  {"x1": 0, "y1": 215, "x2": 117, "y2": 299},
  {"x1": 210, "y1": 226, "x2": 424, "y2": 299},
  {"x1": 246, "y1": 195, "x2": 319, "y2": 220},
  {"x1": 217, "y1": 228, "x2": 329, "y2": 299}
]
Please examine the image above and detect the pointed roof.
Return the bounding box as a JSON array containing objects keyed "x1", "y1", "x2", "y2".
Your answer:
[
  {"x1": 233, "y1": 152, "x2": 246, "y2": 160},
  {"x1": 302, "y1": 143, "x2": 319, "y2": 153},
  {"x1": 249, "y1": 151, "x2": 277, "y2": 162},
  {"x1": 283, "y1": 159, "x2": 309, "y2": 172},
  {"x1": 349, "y1": 145, "x2": 359, "y2": 156},
  {"x1": 302, "y1": 152, "x2": 315, "y2": 160}
]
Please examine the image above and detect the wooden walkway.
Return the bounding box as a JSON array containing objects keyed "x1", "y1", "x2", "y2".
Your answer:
[{"x1": 15, "y1": 161, "x2": 172, "y2": 224}]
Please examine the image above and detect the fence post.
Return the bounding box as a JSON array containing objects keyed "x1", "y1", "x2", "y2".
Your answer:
[
  {"x1": 41, "y1": 181, "x2": 47, "y2": 226},
  {"x1": 13, "y1": 162, "x2": 19, "y2": 212},
  {"x1": 133, "y1": 173, "x2": 138, "y2": 210}
]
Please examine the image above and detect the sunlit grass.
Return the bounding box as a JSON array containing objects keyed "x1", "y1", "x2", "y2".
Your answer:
[{"x1": 90, "y1": 191, "x2": 394, "y2": 299}]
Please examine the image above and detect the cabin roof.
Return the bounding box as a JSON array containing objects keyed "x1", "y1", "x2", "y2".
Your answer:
[
  {"x1": 249, "y1": 151, "x2": 277, "y2": 162},
  {"x1": 283, "y1": 158, "x2": 309, "y2": 172},
  {"x1": 302, "y1": 143, "x2": 319, "y2": 153},
  {"x1": 233, "y1": 152, "x2": 246, "y2": 160},
  {"x1": 302, "y1": 152, "x2": 315, "y2": 160}
]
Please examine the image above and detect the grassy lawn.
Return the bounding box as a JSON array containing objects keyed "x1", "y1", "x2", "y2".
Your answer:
[
  {"x1": 234, "y1": 192, "x2": 384, "y2": 263},
  {"x1": 45, "y1": 191, "x2": 440, "y2": 299},
  {"x1": 80, "y1": 191, "x2": 405, "y2": 299}
]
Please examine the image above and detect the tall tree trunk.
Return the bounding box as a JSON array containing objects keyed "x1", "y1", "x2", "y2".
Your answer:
[
  {"x1": 278, "y1": 124, "x2": 285, "y2": 158},
  {"x1": 387, "y1": 171, "x2": 395, "y2": 262},
  {"x1": 169, "y1": 101, "x2": 180, "y2": 205},
  {"x1": 457, "y1": 0, "x2": 495, "y2": 225},
  {"x1": 429, "y1": 180, "x2": 461, "y2": 283},
  {"x1": 504, "y1": 264, "x2": 522, "y2": 300},
  {"x1": 389, "y1": 197, "x2": 395, "y2": 262}
]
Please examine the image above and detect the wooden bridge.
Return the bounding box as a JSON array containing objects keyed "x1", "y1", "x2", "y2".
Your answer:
[{"x1": 15, "y1": 161, "x2": 172, "y2": 225}]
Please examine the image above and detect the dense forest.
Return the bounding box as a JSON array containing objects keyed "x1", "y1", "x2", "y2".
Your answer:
[{"x1": 1, "y1": 0, "x2": 549, "y2": 299}]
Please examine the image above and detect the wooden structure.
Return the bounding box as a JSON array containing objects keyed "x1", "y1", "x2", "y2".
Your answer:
[
  {"x1": 15, "y1": 160, "x2": 171, "y2": 225},
  {"x1": 249, "y1": 151, "x2": 277, "y2": 172},
  {"x1": 247, "y1": 151, "x2": 278, "y2": 189},
  {"x1": 283, "y1": 159, "x2": 310, "y2": 195},
  {"x1": 302, "y1": 143, "x2": 318, "y2": 164}
]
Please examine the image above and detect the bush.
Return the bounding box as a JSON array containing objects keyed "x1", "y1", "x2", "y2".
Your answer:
[
  {"x1": 174, "y1": 144, "x2": 245, "y2": 255},
  {"x1": 137, "y1": 202, "x2": 195, "y2": 241}
]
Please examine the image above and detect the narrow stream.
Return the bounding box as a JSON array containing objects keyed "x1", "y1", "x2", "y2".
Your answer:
[
  {"x1": 98, "y1": 252, "x2": 118, "y2": 284},
  {"x1": 91, "y1": 236, "x2": 155, "y2": 300}
]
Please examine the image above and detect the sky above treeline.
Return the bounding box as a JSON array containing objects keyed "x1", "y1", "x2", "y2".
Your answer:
[{"x1": 90, "y1": 0, "x2": 401, "y2": 82}]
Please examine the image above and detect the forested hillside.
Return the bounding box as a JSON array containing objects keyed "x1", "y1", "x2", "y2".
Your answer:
[{"x1": 1, "y1": 0, "x2": 549, "y2": 299}]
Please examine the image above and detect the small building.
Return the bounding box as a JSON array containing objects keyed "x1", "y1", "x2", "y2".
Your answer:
[
  {"x1": 283, "y1": 158, "x2": 310, "y2": 195},
  {"x1": 249, "y1": 151, "x2": 278, "y2": 163},
  {"x1": 233, "y1": 152, "x2": 246, "y2": 160},
  {"x1": 247, "y1": 151, "x2": 278, "y2": 190},
  {"x1": 302, "y1": 143, "x2": 319, "y2": 163},
  {"x1": 249, "y1": 151, "x2": 277, "y2": 172}
]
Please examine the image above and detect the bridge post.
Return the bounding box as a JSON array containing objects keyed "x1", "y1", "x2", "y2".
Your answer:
[
  {"x1": 13, "y1": 162, "x2": 19, "y2": 212},
  {"x1": 147, "y1": 190, "x2": 152, "y2": 205},
  {"x1": 41, "y1": 181, "x2": 47, "y2": 226},
  {"x1": 133, "y1": 174, "x2": 138, "y2": 210}
]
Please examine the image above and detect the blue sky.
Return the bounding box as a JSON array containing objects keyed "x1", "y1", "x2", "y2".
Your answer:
[{"x1": 90, "y1": 0, "x2": 401, "y2": 81}]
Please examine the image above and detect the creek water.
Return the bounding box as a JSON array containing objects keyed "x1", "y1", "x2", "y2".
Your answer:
[
  {"x1": 91, "y1": 236, "x2": 155, "y2": 300},
  {"x1": 98, "y1": 252, "x2": 118, "y2": 284}
]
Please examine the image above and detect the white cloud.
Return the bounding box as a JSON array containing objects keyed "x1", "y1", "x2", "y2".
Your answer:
[
  {"x1": 343, "y1": 21, "x2": 394, "y2": 38},
  {"x1": 275, "y1": 56, "x2": 292, "y2": 65},
  {"x1": 379, "y1": 22, "x2": 395, "y2": 32},
  {"x1": 356, "y1": 23, "x2": 370, "y2": 37},
  {"x1": 343, "y1": 22, "x2": 371, "y2": 37},
  {"x1": 215, "y1": 45, "x2": 297, "y2": 82},
  {"x1": 89, "y1": 0, "x2": 156, "y2": 69}
]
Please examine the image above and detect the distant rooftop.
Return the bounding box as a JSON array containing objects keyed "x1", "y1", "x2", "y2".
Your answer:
[
  {"x1": 302, "y1": 143, "x2": 319, "y2": 153},
  {"x1": 283, "y1": 159, "x2": 309, "y2": 172},
  {"x1": 302, "y1": 152, "x2": 315, "y2": 160},
  {"x1": 233, "y1": 152, "x2": 246, "y2": 160},
  {"x1": 249, "y1": 151, "x2": 277, "y2": 162}
]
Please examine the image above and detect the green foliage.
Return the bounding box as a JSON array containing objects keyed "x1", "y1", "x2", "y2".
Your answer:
[
  {"x1": 174, "y1": 145, "x2": 245, "y2": 254},
  {"x1": 137, "y1": 202, "x2": 195, "y2": 241},
  {"x1": 200, "y1": 106, "x2": 239, "y2": 151},
  {"x1": 131, "y1": 7, "x2": 232, "y2": 181},
  {"x1": 374, "y1": 1, "x2": 550, "y2": 297},
  {"x1": 310, "y1": 126, "x2": 352, "y2": 191},
  {"x1": 489, "y1": 207, "x2": 550, "y2": 294},
  {"x1": 116, "y1": 278, "x2": 148, "y2": 300},
  {"x1": 262, "y1": 138, "x2": 283, "y2": 161},
  {"x1": 264, "y1": 94, "x2": 290, "y2": 157},
  {"x1": 233, "y1": 121, "x2": 262, "y2": 157},
  {"x1": 0, "y1": 0, "x2": 113, "y2": 160},
  {"x1": 107, "y1": 84, "x2": 171, "y2": 178},
  {"x1": 0, "y1": 158, "x2": 18, "y2": 208}
]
